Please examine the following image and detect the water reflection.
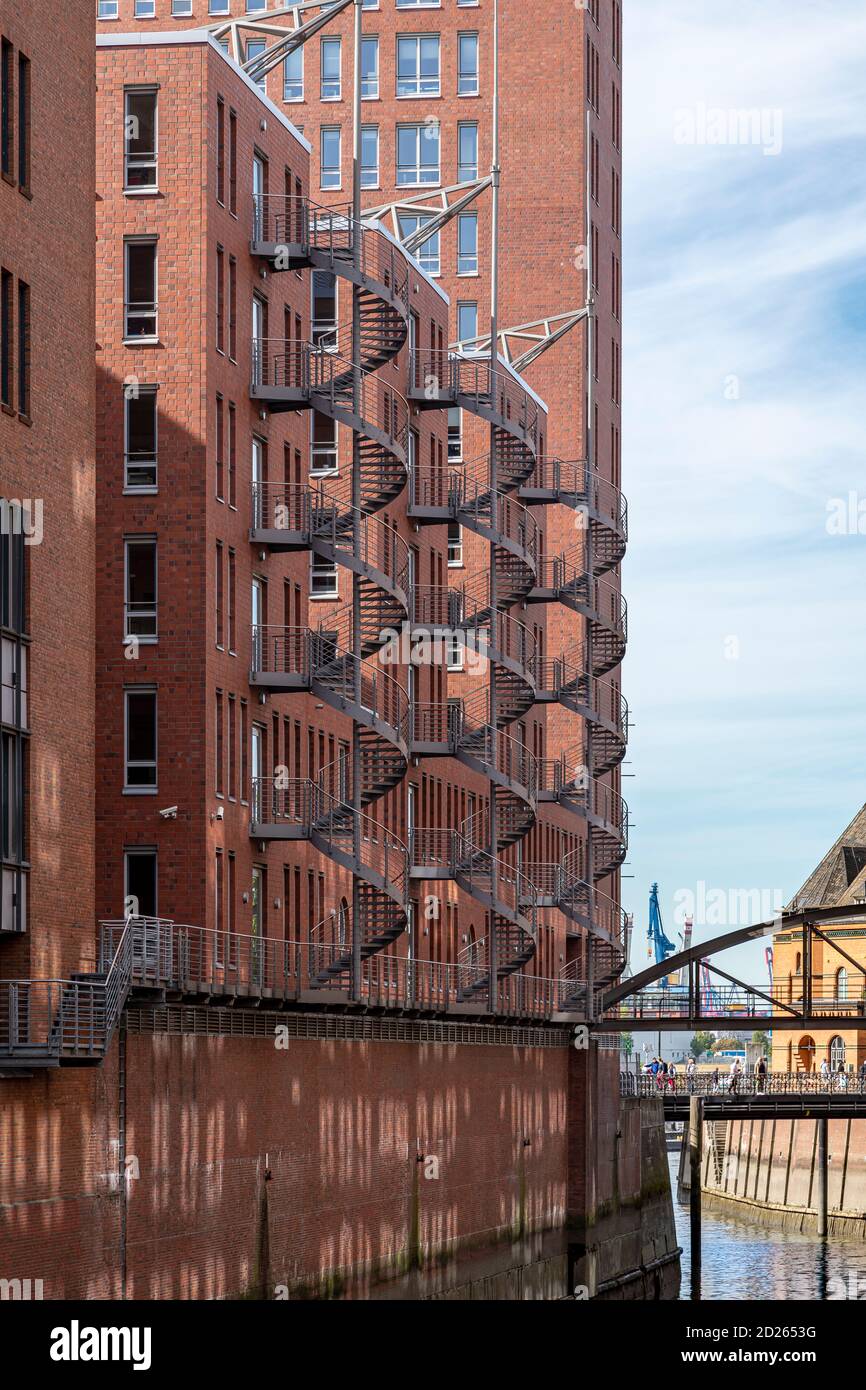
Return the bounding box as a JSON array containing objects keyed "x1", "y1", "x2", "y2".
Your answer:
[{"x1": 670, "y1": 1151, "x2": 866, "y2": 1301}]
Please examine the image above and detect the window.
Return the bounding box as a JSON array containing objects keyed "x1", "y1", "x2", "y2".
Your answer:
[
  {"x1": 446, "y1": 632, "x2": 464, "y2": 671},
  {"x1": 125, "y1": 538, "x2": 157, "y2": 641},
  {"x1": 125, "y1": 88, "x2": 158, "y2": 191},
  {"x1": 17, "y1": 53, "x2": 29, "y2": 191},
  {"x1": 361, "y1": 125, "x2": 379, "y2": 188},
  {"x1": 1, "y1": 268, "x2": 12, "y2": 409},
  {"x1": 312, "y1": 270, "x2": 337, "y2": 350},
  {"x1": 125, "y1": 387, "x2": 158, "y2": 490},
  {"x1": 216, "y1": 542, "x2": 224, "y2": 648},
  {"x1": 457, "y1": 213, "x2": 478, "y2": 274},
  {"x1": 216, "y1": 98, "x2": 225, "y2": 204},
  {"x1": 396, "y1": 0, "x2": 439, "y2": 7},
  {"x1": 229, "y1": 109, "x2": 237, "y2": 214},
  {"x1": 1, "y1": 40, "x2": 12, "y2": 180},
  {"x1": 125, "y1": 688, "x2": 157, "y2": 791},
  {"x1": 321, "y1": 38, "x2": 341, "y2": 101},
  {"x1": 457, "y1": 301, "x2": 477, "y2": 344},
  {"x1": 210, "y1": 0, "x2": 230, "y2": 12},
  {"x1": 311, "y1": 555, "x2": 339, "y2": 599},
  {"x1": 172, "y1": 0, "x2": 193, "y2": 14},
  {"x1": 246, "y1": 40, "x2": 267, "y2": 94},
  {"x1": 124, "y1": 239, "x2": 158, "y2": 339},
  {"x1": 447, "y1": 522, "x2": 463, "y2": 567},
  {"x1": 215, "y1": 692, "x2": 224, "y2": 794},
  {"x1": 124, "y1": 849, "x2": 157, "y2": 919},
  {"x1": 457, "y1": 122, "x2": 477, "y2": 182},
  {"x1": 398, "y1": 213, "x2": 439, "y2": 275},
  {"x1": 397, "y1": 122, "x2": 439, "y2": 185},
  {"x1": 16, "y1": 281, "x2": 28, "y2": 420},
  {"x1": 447, "y1": 407, "x2": 462, "y2": 462},
  {"x1": 397, "y1": 36, "x2": 440, "y2": 98},
  {"x1": 98, "y1": 2, "x2": 120, "y2": 16},
  {"x1": 311, "y1": 411, "x2": 338, "y2": 475},
  {"x1": 284, "y1": 48, "x2": 303, "y2": 102},
  {"x1": 458, "y1": 33, "x2": 479, "y2": 95},
  {"x1": 229, "y1": 256, "x2": 237, "y2": 359},
  {"x1": 320, "y1": 126, "x2": 341, "y2": 189},
  {"x1": 228, "y1": 549, "x2": 236, "y2": 651},
  {"x1": 0, "y1": 529, "x2": 27, "y2": 935},
  {"x1": 361, "y1": 37, "x2": 379, "y2": 99},
  {"x1": 134, "y1": 0, "x2": 156, "y2": 16},
  {"x1": 216, "y1": 245, "x2": 225, "y2": 351}
]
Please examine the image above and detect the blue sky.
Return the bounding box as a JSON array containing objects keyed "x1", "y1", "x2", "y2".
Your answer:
[{"x1": 621, "y1": 0, "x2": 866, "y2": 980}]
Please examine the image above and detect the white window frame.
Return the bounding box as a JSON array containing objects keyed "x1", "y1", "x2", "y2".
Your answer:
[
  {"x1": 458, "y1": 33, "x2": 479, "y2": 96},
  {"x1": 134, "y1": 0, "x2": 156, "y2": 17},
  {"x1": 124, "y1": 687, "x2": 158, "y2": 793},
  {"x1": 457, "y1": 301, "x2": 478, "y2": 344},
  {"x1": 284, "y1": 47, "x2": 304, "y2": 102},
  {"x1": 320, "y1": 126, "x2": 342, "y2": 190},
  {"x1": 457, "y1": 212, "x2": 478, "y2": 275},
  {"x1": 361, "y1": 36, "x2": 379, "y2": 100},
  {"x1": 361, "y1": 125, "x2": 379, "y2": 189},
  {"x1": 172, "y1": 0, "x2": 193, "y2": 15},
  {"x1": 310, "y1": 411, "x2": 338, "y2": 476},
  {"x1": 447, "y1": 522, "x2": 463, "y2": 568},
  {"x1": 396, "y1": 122, "x2": 440, "y2": 187},
  {"x1": 124, "y1": 386, "x2": 158, "y2": 492},
  {"x1": 124, "y1": 87, "x2": 158, "y2": 194},
  {"x1": 210, "y1": 0, "x2": 231, "y2": 13},
  {"x1": 447, "y1": 407, "x2": 463, "y2": 464},
  {"x1": 457, "y1": 122, "x2": 478, "y2": 182},
  {"x1": 320, "y1": 37, "x2": 342, "y2": 101},
  {"x1": 311, "y1": 554, "x2": 339, "y2": 600},
  {"x1": 446, "y1": 631, "x2": 464, "y2": 672},
  {"x1": 124, "y1": 237, "x2": 159, "y2": 341},
  {"x1": 98, "y1": 1, "x2": 120, "y2": 17},
  {"x1": 124, "y1": 537, "x2": 158, "y2": 643},
  {"x1": 398, "y1": 213, "x2": 439, "y2": 275},
  {"x1": 311, "y1": 270, "x2": 338, "y2": 352},
  {"x1": 396, "y1": 34, "x2": 441, "y2": 99}
]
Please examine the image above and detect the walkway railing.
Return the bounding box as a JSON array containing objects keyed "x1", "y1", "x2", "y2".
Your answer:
[{"x1": 620, "y1": 1071, "x2": 866, "y2": 1099}]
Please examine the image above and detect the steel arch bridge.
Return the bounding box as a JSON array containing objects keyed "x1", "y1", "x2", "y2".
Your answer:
[{"x1": 596, "y1": 904, "x2": 866, "y2": 1031}]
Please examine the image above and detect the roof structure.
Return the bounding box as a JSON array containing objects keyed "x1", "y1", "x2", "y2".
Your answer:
[{"x1": 788, "y1": 803, "x2": 866, "y2": 909}]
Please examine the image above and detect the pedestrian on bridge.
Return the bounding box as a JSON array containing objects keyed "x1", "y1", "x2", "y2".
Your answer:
[
  {"x1": 728, "y1": 1059, "x2": 742, "y2": 1094},
  {"x1": 686, "y1": 1058, "x2": 696, "y2": 1094},
  {"x1": 756, "y1": 1056, "x2": 767, "y2": 1094}
]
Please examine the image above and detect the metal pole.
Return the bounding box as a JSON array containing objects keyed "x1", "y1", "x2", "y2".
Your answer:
[
  {"x1": 689, "y1": 1094, "x2": 702, "y2": 1301},
  {"x1": 351, "y1": 0, "x2": 363, "y2": 1000},
  {"x1": 817, "y1": 1116, "x2": 828, "y2": 1239},
  {"x1": 486, "y1": 0, "x2": 501, "y2": 1015}
]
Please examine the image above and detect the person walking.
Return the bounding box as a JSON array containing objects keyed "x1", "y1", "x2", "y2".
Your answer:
[
  {"x1": 756, "y1": 1054, "x2": 768, "y2": 1095},
  {"x1": 820, "y1": 1057, "x2": 830, "y2": 1089},
  {"x1": 686, "y1": 1057, "x2": 696, "y2": 1094},
  {"x1": 668, "y1": 1061, "x2": 678, "y2": 1091},
  {"x1": 728, "y1": 1058, "x2": 741, "y2": 1095},
  {"x1": 711, "y1": 1065, "x2": 720, "y2": 1093}
]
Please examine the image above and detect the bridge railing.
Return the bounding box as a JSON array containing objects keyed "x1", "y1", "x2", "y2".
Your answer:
[{"x1": 620, "y1": 1071, "x2": 866, "y2": 1099}]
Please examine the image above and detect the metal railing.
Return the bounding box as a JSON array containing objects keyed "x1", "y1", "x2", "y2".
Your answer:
[{"x1": 621, "y1": 1071, "x2": 866, "y2": 1099}]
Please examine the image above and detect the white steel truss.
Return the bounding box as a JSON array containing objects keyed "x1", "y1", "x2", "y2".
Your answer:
[
  {"x1": 208, "y1": 0, "x2": 354, "y2": 83},
  {"x1": 363, "y1": 178, "x2": 493, "y2": 254},
  {"x1": 451, "y1": 309, "x2": 590, "y2": 373}
]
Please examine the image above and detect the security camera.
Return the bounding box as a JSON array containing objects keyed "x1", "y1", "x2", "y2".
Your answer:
[
  {"x1": 216, "y1": 806, "x2": 225, "y2": 821},
  {"x1": 159, "y1": 806, "x2": 178, "y2": 820}
]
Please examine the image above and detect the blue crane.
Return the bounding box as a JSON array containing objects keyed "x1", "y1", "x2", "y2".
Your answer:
[{"x1": 647, "y1": 882, "x2": 677, "y2": 984}]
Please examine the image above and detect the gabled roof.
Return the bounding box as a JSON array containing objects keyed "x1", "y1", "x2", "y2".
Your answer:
[{"x1": 788, "y1": 804, "x2": 866, "y2": 910}]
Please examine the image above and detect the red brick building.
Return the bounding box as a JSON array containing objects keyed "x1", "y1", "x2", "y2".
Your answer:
[{"x1": 0, "y1": 7, "x2": 678, "y2": 1302}]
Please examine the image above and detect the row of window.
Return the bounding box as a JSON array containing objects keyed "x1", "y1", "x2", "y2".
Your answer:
[
  {"x1": 0, "y1": 269, "x2": 31, "y2": 419},
  {"x1": 1, "y1": 35, "x2": 30, "y2": 192},
  {"x1": 281, "y1": 31, "x2": 480, "y2": 105},
  {"x1": 320, "y1": 119, "x2": 479, "y2": 190},
  {"x1": 0, "y1": 529, "x2": 27, "y2": 935},
  {"x1": 99, "y1": 0, "x2": 480, "y2": 16}
]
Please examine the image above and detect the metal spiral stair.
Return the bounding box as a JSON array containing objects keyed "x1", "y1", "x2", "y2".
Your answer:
[{"x1": 250, "y1": 195, "x2": 412, "y2": 985}]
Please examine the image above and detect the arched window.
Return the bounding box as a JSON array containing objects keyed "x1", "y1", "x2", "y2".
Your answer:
[
  {"x1": 795, "y1": 951, "x2": 802, "y2": 974},
  {"x1": 830, "y1": 1035, "x2": 846, "y2": 1069},
  {"x1": 837, "y1": 967, "x2": 848, "y2": 1001},
  {"x1": 798, "y1": 1035, "x2": 815, "y2": 1073}
]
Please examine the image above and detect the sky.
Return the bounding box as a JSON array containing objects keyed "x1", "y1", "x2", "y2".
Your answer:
[{"x1": 621, "y1": 0, "x2": 866, "y2": 981}]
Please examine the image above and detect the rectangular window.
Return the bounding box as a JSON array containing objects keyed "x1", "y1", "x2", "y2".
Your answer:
[
  {"x1": 397, "y1": 122, "x2": 439, "y2": 185},
  {"x1": 125, "y1": 537, "x2": 158, "y2": 641},
  {"x1": 228, "y1": 548, "x2": 236, "y2": 651},
  {"x1": 125, "y1": 386, "x2": 158, "y2": 490},
  {"x1": 321, "y1": 37, "x2": 341, "y2": 101},
  {"x1": 124, "y1": 849, "x2": 157, "y2": 919},
  {"x1": 228, "y1": 255, "x2": 237, "y2": 359},
  {"x1": 311, "y1": 555, "x2": 339, "y2": 599},
  {"x1": 215, "y1": 394, "x2": 224, "y2": 499},
  {"x1": 98, "y1": 2, "x2": 120, "y2": 16},
  {"x1": 125, "y1": 88, "x2": 158, "y2": 191},
  {"x1": 311, "y1": 410, "x2": 338, "y2": 475},
  {"x1": 210, "y1": 0, "x2": 231, "y2": 12},
  {"x1": 446, "y1": 632, "x2": 464, "y2": 671},
  {"x1": 215, "y1": 692, "x2": 224, "y2": 795},
  {"x1": 246, "y1": 40, "x2": 267, "y2": 94},
  {"x1": 397, "y1": 35, "x2": 440, "y2": 98},
  {"x1": 398, "y1": 213, "x2": 439, "y2": 275},
  {"x1": 458, "y1": 33, "x2": 479, "y2": 95},
  {"x1": 396, "y1": 0, "x2": 439, "y2": 7},
  {"x1": 228, "y1": 696, "x2": 237, "y2": 799},
  {"x1": 320, "y1": 126, "x2": 341, "y2": 189},
  {"x1": 457, "y1": 301, "x2": 477, "y2": 344},
  {"x1": 361, "y1": 37, "x2": 379, "y2": 99},
  {"x1": 216, "y1": 98, "x2": 225, "y2": 205},
  {"x1": 172, "y1": 0, "x2": 194, "y2": 14},
  {"x1": 457, "y1": 212, "x2": 478, "y2": 274},
  {"x1": 124, "y1": 239, "x2": 158, "y2": 339},
  {"x1": 125, "y1": 688, "x2": 157, "y2": 791},
  {"x1": 284, "y1": 48, "x2": 303, "y2": 102},
  {"x1": 134, "y1": 0, "x2": 156, "y2": 17},
  {"x1": 16, "y1": 281, "x2": 28, "y2": 419},
  {"x1": 312, "y1": 270, "x2": 337, "y2": 350},
  {"x1": 1, "y1": 268, "x2": 12, "y2": 409},
  {"x1": 1, "y1": 40, "x2": 12, "y2": 181},
  {"x1": 216, "y1": 245, "x2": 225, "y2": 351},
  {"x1": 447, "y1": 521, "x2": 463, "y2": 567},
  {"x1": 447, "y1": 407, "x2": 463, "y2": 463},
  {"x1": 17, "y1": 54, "x2": 29, "y2": 191},
  {"x1": 229, "y1": 108, "x2": 237, "y2": 214},
  {"x1": 457, "y1": 122, "x2": 477, "y2": 182},
  {"x1": 216, "y1": 541, "x2": 224, "y2": 648},
  {"x1": 361, "y1": 125, "x2": 379, "y2": 188},
  {"x1": 228, "y1": 402, "x2": 237, "y2": 507}
]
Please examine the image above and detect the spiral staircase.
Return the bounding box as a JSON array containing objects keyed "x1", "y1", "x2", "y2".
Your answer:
[{"x1": 247, "y1": 194, "x2": 629, "y2": 1017}]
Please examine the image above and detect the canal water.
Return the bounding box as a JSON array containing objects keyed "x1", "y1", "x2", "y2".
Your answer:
[{"x1": 669, "y1": 1150, "x2": 866, "y2": 1300}]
